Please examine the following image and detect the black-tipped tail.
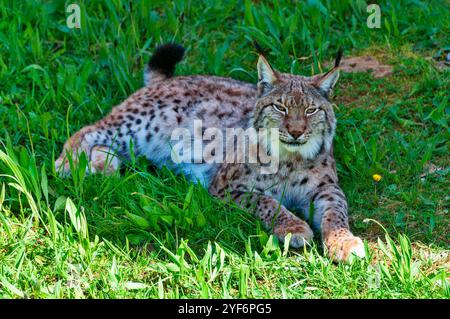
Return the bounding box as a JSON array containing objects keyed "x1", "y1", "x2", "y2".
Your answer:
[{"x1": 148, "y1": 43, "x2": 185, "y2": 77}]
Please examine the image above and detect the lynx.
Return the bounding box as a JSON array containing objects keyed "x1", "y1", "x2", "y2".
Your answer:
[{"x1": 56, "y1": 43, "x2": 365, "y2": 262}]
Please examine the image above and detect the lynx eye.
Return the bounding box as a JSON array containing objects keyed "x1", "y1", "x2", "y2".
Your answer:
[
  {"x1": 272, "y1": 104, "x2": 288, "y2": 115},
  {"x1": 305, "y1": 108, "x2": 319, "y2": 116}
]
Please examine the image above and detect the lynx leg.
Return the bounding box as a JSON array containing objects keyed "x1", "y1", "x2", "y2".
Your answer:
[
  {"x1": 230, "y1": 191, "x2": 313, "y2": 248},
  {"x1": 55, "y1": 125, "x2": 119, "y2": 176},
  {"x1": 55, "y1": 125, "x2": 97, "y2": 177},
  {"x1": 312, "y1": 184, "x2": 365, "y2": 262},
  {"x1": 90, "y1": 145, "x2": 121, "y2": 175}
]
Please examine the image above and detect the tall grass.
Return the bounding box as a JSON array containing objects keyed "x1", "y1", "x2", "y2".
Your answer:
[{"x1": 0, "y1": 0, "x2": 448, "y2": 298}]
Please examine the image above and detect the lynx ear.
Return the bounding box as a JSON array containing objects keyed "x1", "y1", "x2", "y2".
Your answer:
[
  {"x1": 313, "y1": 47, "x2": 343, "y2": 97},
  {"x1": 257, "y1": 55, "x2": 278, "y2": 96},
  {"x1": 314, "y1": 68, "x2": 340, "y2": 97}
]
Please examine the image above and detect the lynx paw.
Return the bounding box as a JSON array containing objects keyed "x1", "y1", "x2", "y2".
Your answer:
[
  {"x1": 55, "y1": 146, "x2": 120, "y2": 177},
  {"x1": 90, "y1": 146, "x2": 121, "y2": 175},
  {"x1": 274, "y1": 220, "x2": 314, "y2": 248},
  {"x1": 325, "y1": 235, "x2": 365, "y2": 262},
  {"x1": 55, "y1": 157, "x2": 71, "y2": 177}
]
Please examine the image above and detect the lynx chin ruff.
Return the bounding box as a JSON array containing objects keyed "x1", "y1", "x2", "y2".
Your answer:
[{"x1": 56, "y1": 43, "x2": 365, "y2": 262}]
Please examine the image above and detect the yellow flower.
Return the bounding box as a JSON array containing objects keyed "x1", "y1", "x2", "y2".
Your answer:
[{"x1": 372, "y1": 174, "x2": 382, "y2": 182}]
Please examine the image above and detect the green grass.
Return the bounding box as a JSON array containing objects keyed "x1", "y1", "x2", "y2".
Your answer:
[{"x1": 0, "y1": 0, "x2": 448, "y2": 298}]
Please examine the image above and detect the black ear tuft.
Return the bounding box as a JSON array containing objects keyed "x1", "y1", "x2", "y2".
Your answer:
[
  {"x1": 252, "y1": 40, "x2": 268, "y2": 56},
  {"x1": 334, "y1": 47, "x2": 343, "y2": 68},
  {"x1": 148, "y1": 43, "x2": 185, "y2": 77}
]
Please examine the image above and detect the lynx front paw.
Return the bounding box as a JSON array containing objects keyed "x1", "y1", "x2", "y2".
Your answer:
[
  {"x1": 325, "y1": 235, "x2": 365, "y2": 262},
  {"x1": 273, "y1": 220, "x2": 314, "y2": 248}
]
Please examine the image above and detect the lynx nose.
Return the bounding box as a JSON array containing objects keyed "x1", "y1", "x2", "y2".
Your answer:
[
  {"x1": 288, "y1": 130, "x2": 303, "y2": 139},
  {"x1": 286, "y1": 125, "x2": 304, "y2": 139},
  {"x1": 286, "y1": 120, "x2": 306, "y2": 140}
]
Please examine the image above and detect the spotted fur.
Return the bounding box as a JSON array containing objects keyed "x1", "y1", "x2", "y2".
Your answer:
[{"x1": 56, "y1": 44, "x2": 365, "y2": 262}]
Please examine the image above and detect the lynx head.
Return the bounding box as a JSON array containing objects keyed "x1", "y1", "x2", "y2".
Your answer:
[{"x1": 252, "y1": 49, "x2": 342, "y2": 160}]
